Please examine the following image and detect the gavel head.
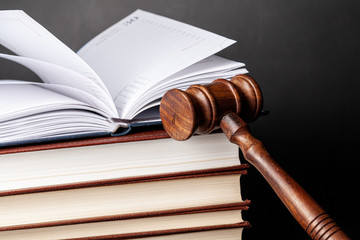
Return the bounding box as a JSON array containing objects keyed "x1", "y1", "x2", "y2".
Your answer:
[{"x1": 160, "y1": 74, "x2": 263, "y2": 140}]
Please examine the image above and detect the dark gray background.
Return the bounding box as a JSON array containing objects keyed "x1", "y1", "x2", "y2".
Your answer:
[{"x1": 1, "y1": 0, "x2": 359, "y2": 239}]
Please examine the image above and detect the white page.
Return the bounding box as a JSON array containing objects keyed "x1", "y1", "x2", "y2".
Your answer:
[
  {"x1": 0, "y1": 53, "x2": 116, "y2": 117},
  {"x1": 0, "y1": 82, "x2": 114, "y2": 143},
  {"x1": 130, "y1": 56, "x2": 247, "y2": 111},
  {"x1": 0, "y1": 82, "x2": 101, "y2": 122},
  {"x1": 130, "y1": 68, "x2": 248, "y2": 118},
  {"x1": 128, "y1": 56, "x2": 248, "y2": 117},
  {"x1": 0, "y1": 10, "x2": 116, "y2": 114},
  {"x1": 164, "y1": 55, "x2": 246, "y2": 83},
  {"x1": 78, "y1": 9, "x2": 236, "y2": 118},
  {"x1": 0, "y1": 111, "x2": 108, "y2": 134}
]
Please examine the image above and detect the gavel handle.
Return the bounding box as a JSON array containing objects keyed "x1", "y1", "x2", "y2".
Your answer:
[{"x1": 220, "y1": 113, "x2": 350, "y2": 240}]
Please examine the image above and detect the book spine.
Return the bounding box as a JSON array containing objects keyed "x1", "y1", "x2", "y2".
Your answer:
[{"x1": 0, "y1": 129, "x2": 169, "y2": 155}]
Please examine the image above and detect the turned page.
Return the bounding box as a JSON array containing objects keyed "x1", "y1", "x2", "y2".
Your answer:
[
  {"x1": 131, "y1": 55, "x2": 248, "y2": 117},
  {"x1": 0, "y1": 10, "x2": 117, "y2": 116},
  {"x1": 78, "y1": 10, "x2": 236, "y2": 119}
]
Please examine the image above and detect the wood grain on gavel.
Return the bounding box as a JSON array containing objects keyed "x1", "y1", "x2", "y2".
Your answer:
[{"x1": 159, "y1": 75, "x2": 350, "y2": 240}]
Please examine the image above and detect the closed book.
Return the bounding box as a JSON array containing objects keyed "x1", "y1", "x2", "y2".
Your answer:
[
  {"x1": 0, "y1": 206, "x2": 250, "y2": 239},
  {"x1": 0, "y1": 129, "x2": 244, "y2": 195}
]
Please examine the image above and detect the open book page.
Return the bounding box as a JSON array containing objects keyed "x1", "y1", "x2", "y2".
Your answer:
[
  {"x1": 0, "y1": 53, "x2": 116, "y2": 117},
  {"x1": 129, "y1": 55, "x2": 248, "y2": 117},
  {"x1": 78, "y1": 9, "x2": 236, "y2": 119},
  {"x1": 0, "y1": 10, "x2": 117, "y2": 116},
  {"x1": 165, "y1": 55, "x2": 246, "y2": 83},
  {"x1": 0, "y1": 81, "x2": 114, "y2": 144}
]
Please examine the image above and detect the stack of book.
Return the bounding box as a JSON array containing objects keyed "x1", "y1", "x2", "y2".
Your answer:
[
  {"x1": 0, "y1": 129, "x2": 250, "y2": 239},
  {"x1": 0, "y1": 9, "x2": 251, "y2": 239}
]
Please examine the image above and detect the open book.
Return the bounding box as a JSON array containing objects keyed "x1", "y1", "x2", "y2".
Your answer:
[{"x1": 0, "y1": 9, "x2": 247, "y2": 145}]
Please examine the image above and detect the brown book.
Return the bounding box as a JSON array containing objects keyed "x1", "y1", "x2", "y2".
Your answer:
[
  {"x1": 0, "y1": 129, "x2": 245, "y2": 195},
  {"x1": 0, "y1": 205, "x2": 250, "y2": 239}
]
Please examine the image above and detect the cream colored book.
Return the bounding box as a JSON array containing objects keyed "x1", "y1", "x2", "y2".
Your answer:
[
  {"x1": 0, "y1": 133, "x2": 242, "y2": 193},
  {"x1": 0, "y1": 208, "x2": 249, "y2": 240}
]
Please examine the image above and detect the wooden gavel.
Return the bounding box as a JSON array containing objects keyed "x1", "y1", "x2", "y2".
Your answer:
[{"x1": 159, "y1": 74, "x2": 350, "y2": 240}]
